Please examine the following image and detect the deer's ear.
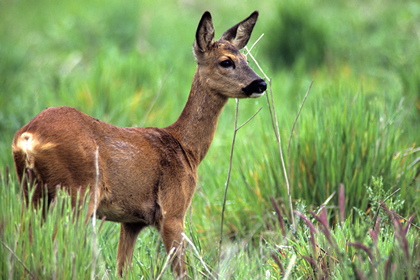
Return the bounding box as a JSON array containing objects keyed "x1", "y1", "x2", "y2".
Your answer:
[
  {"x1": 219, "y1": 11, "x2": 258, "y2": 50},
  {"x1": 194, "y1": 11, "x2": 214, "y2": 57}
]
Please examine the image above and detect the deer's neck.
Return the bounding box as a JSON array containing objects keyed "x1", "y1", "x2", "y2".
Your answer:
[{"x1": 165, "y1": 71, "x2": 228, "y2": 166}]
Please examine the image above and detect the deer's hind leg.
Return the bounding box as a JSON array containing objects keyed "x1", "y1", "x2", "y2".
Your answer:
[
  {"x1": 117, "y1": 222, "x2": 146, "y2": 277},
  {"x1": 14, "y1": 151, "x2": 38, "y2": 205},
  {"x1": 16, "y1": 165, "x2": 50, "y2": 215},
  {"x1": 83, "y1": 184, "x2": 101, "y2": 224},
  {"x1": 13, "y1": 149, "x2": 60, "y2": 216}
]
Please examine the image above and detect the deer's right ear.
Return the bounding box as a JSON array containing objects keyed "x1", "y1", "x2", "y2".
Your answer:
[
  {"x1": 220, "y1": 11, "x2": 258, "y2": 50},
  {"x1": 193, "y1": 11, "x2": 214, "y2": 58}
]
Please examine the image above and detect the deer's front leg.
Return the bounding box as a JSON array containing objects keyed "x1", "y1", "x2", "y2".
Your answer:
[
  {"x1": 160, "y1": 217, "x2": 187, "y2": 279},
  {"x1": 117, "y1": 222, "x2": 146, "y2": 277}
]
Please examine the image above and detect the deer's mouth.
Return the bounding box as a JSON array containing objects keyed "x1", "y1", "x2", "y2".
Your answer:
[{"x1": 242, "y1": 79, "x2": 267, "y2": 97}]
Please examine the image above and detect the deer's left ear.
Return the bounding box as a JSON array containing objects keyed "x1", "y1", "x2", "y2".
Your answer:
[
  {"x1": 219, "y1": 11, "x2": 259, "y2": 50},
  {"x1": 194, "y1": 11, "x2": 215, "y2": 58}
]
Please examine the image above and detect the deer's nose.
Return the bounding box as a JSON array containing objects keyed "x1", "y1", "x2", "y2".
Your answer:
[{"x1": 242, "y1": 79, "x2": 267, "y2": 96}]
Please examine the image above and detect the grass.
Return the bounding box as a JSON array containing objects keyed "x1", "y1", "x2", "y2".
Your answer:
[
  {"x1": 269, "y1": 180, "x2": 419, "y2": 280},
  {"x1": 1, "y1": 0, "x2": 419, "y2": 279}
]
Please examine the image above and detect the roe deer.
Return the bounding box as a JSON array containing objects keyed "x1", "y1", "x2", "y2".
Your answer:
[{"x1": 12, "y1": 11, "x2": 266, "y2": 278}]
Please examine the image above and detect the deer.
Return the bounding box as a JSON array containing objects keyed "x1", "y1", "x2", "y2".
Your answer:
[{"x1": 12, "y1": 11, "x2": 266, "y2": 278}]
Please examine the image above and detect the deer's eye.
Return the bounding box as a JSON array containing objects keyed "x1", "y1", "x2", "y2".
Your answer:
[{"x1": 219, "y1": 59, "x2": 234, "y2": 68}]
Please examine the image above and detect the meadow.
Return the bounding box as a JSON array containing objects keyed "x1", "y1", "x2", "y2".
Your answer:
[{"x1": 1, "y1": 0, "x2": 419, "y2": 279}]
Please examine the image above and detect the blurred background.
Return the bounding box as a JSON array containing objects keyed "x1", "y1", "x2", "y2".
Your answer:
[
  {"x1": 0, "y1": 0, "x2": 419, "y2": 278},
  {"x1": 1, "y1": 0, "x2": 418, "y2": 211}
]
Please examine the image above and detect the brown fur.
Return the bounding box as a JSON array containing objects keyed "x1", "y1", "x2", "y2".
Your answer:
[{"x1": 12, "y1": 11, "x2": 265, "y2": 278}]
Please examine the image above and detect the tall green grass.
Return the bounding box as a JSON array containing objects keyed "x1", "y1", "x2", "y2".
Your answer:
[
  {"x1": 1, "y1": 0, "x2": 419, "y2": 279},
  {"x1": 269, "y1": 181, "x2": 419, "y2": 279}
]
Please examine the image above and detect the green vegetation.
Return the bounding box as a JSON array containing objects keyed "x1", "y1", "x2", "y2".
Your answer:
[{"x1": 1, "y1": 0, "x2": 419, "y2": 279}]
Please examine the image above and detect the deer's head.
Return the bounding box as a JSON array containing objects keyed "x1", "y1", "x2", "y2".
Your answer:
[{"x1": 193, "y1": 11, "x2": 267, "y2": 99}]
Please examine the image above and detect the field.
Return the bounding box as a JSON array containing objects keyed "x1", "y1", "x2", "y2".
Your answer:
[{"x1": 1, "y1": 0, "x2": 419, "y2": 279}]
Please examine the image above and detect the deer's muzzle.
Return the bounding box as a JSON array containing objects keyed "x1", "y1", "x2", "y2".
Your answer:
[{"x1": 242, "y1": 79, "x2": 267, "y2": 97}]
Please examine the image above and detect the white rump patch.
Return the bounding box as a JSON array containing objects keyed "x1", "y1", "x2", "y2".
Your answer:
[
  {"x1": 18, "y1": 132, "x2": 35, "y2": 153},
  {"x1": 14, "y1": 132, "x2": 56, "y2": 168}
]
